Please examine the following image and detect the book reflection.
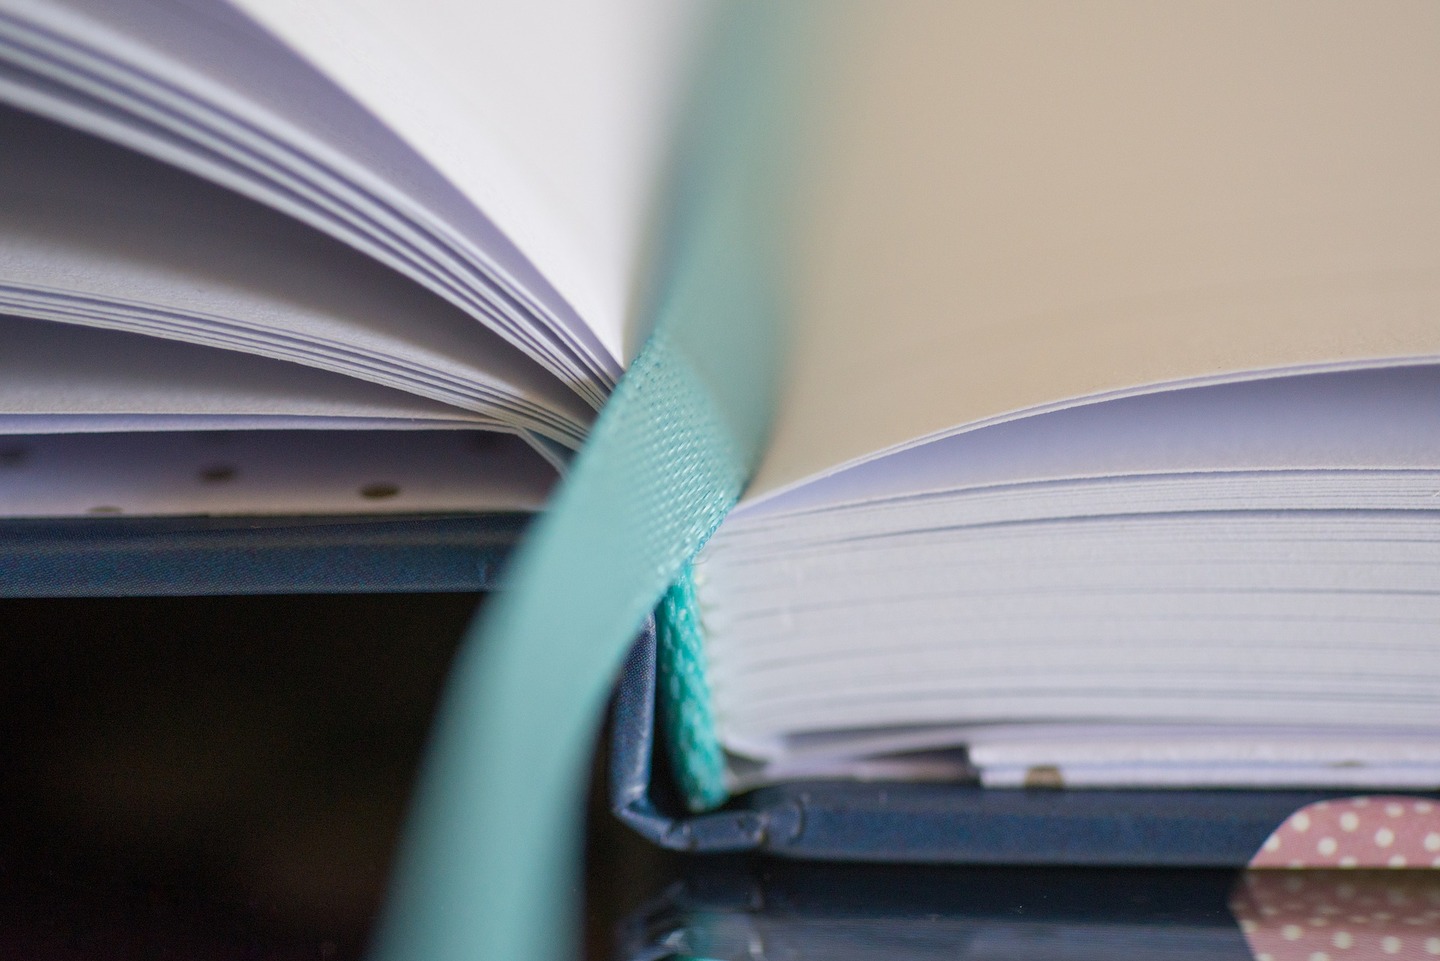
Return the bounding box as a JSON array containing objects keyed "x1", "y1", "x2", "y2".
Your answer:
[
  {"x1": 620, "y1": 863, "x2": 1251, "y2": 961},
  {"x1": 621, "y1": 863, "x2": 1440, "y2": 961},
  {"x1": 1232, "y1": 870, "x2": 1440, "y2": 961}
]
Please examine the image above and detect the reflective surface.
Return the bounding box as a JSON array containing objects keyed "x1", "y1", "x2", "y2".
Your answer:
[
  {"x1": 615, "y1": 861, "x2": 1440, "y2": 961},
  {"x1": 618, "y1": 863, "x2": 1249, "y2": 961},
  {"x1": 0, "y1": 593, "x2": 480, "y2": 958}
]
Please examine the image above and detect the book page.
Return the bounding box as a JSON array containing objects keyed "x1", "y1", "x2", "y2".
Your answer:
[
  {"x1": 0, "y1": 430, "x2": 553, "y2": 516},
  {"x1": 738, "y1": 363, "x2": 1440, "y2": 520},
  {"x1": 0, "y1": 313, "x2": 489, "y2": 426},
  {"x1": 0, "y1": 101, "x2": 591, "y2": 447},
  {"x1": 747, "y1": 1, "x2": 1440, "y2": 501},
  {"x1": 0, "y1": 0, "x2": 702, "y2": 389},
  {"x1": 228, "y1": 0, "x2": 705, "y2": 366}
]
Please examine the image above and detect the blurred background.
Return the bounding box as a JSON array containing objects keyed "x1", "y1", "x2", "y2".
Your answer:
[{"x1": 0, "y1": 593, "x2": 678, "y2": 959}]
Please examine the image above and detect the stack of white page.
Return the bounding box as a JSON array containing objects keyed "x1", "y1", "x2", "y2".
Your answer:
[
  {"x1": 700, "y1": 366, "x2": 1440, "y2": 790},
  {"x1": 0, "y1": 104, "x2": 588, "y2": 446},
  {"x1": 0, "y1": 0, "x2": 698, "y2": 515},
  {"x1": 0, "y1": 0, "x2": 698, "y2": 398}
]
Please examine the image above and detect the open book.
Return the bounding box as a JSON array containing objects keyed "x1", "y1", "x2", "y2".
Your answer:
[{"x1": 4, "y1": 1, "x2": 1440, "y2": 799}]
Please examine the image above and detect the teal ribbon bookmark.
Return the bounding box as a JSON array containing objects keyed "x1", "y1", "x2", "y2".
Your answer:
[{"x1": 368, "y1": 8, "x2": 817, "y2": 961}]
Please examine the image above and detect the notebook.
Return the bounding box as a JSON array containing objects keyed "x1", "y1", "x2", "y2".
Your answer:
[
  {"x1": 5, "y1": 0, "x2": 1439, "y2": 777},
  {"x1": 3, "y1": 3, "x2": 1440, "y2": 957}
]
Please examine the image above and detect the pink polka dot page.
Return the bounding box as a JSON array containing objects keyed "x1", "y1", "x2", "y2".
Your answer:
[
  {"x1": 1251, "y1": 797, "x2": 1440, "y2": 870},
  {"x1": 1230, "y1": 870, "x2": 1440, "y2": 960}
]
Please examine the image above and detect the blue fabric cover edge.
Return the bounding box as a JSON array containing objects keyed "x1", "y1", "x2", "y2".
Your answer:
[{"x1": 610, "y1": 630, "x2": 1440, "y2": 866}]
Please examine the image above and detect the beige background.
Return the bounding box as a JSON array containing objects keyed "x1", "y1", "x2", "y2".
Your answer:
[{"x1": 748, "y1": 1, "x2": 1440, "y2": 499}]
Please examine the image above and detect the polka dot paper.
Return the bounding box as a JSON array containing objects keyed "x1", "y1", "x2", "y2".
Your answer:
[
  {"x1": 1230, "y1": 870, "x2": 1440, "y2": 961},
  {"x1": 1251, "y1": 797, "x2": 1440, "y2": 870}
]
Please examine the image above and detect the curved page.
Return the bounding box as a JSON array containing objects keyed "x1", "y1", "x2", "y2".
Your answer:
[
  {"x1": 0, "y1": 0, "x2": 700, "y2": 392},
  {"x1": 0, "y1": 103, "x2": 591, "y2": 447},
  {"x1": 0, "y1": 312, "x2": 491, "y2": 427},
  {"x1": 737, "y1": 364, "x2": 1440, "y2": 522}
]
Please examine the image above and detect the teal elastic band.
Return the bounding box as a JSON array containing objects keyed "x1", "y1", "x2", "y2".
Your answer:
[
  {"x1": 657, "y1": 564, "x2": 728, "y2": 811},
  {"x1": 368, "y1": 7, "x2": 817, "y2": 960}
]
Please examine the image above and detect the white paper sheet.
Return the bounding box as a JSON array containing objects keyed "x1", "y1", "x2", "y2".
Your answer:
[
  {"x1": 0, "y1": 429, "x2": 553, "y2": 516},
  {"x1": 0, "y1": 0, "x2": 703, "y2": 383},
  {"x1": 735, "y1": 364, "x2": 1440, "y2": 521},
  {"x1": 0, "y1": 312, "x2": 495, "y2": 425},
  {"x1": 228, "y1": 0, "x2": 704, "y2": 365},
  {"x1": 703, "y1": 372, "x2": 1440, "y2": 765},
  {"x1": 0, "y1": 103, "x2": 593, "y2": 445},
  {"x1": 704, "y1": 511, "x2": 1440, "y2": 758}
]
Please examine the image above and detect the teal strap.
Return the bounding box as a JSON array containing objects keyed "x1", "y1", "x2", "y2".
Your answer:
[{"x1": 368, "y1": 8, "x2": 814, "y2": 960}]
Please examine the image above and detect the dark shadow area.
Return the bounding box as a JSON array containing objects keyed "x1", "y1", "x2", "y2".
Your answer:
[
  {"x1": 619, "y1": 860, "x2": 1253, "y2": 961},
  {"x1": 0, "y1": 594, "x2": 682, "y2": 959}
]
